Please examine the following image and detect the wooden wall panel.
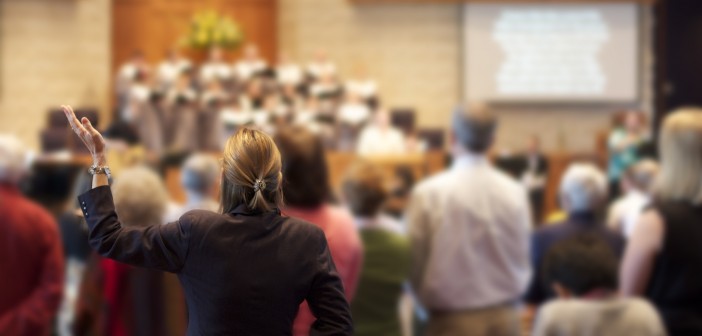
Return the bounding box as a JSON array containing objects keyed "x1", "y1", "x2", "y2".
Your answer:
[{"x1": 112, "y1": 0, "x2": 277, "y2": 74}]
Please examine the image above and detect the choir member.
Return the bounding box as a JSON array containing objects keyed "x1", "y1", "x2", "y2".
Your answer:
[
  {"x1": 199, "y1": 47, "x2": 232, "y2": 84},
  {"x1": 357, "y1": 108, "x2": 406, "y2": 156},
  {"x1": 233, "y1": 44, "x2": 268, "y2": 82},
  {"x1": 157, "y1": 48, "x2": 192, "y2": 89},
  {"x1": 276, "y1": 52, "x2": 304, "y2": 86}
]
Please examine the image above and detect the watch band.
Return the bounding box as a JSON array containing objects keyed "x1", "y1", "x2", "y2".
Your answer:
[{"x1": 89, "y1": 165, "x2": 111, "y2": 177}]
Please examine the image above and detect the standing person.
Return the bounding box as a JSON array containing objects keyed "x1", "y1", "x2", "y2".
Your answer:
[
  {"x1": 606, "y1": 159, "x2": 659, "y2": 238},
  {"x1": 165, "y1": 154, "x2": 221, "y2": 222},
  {"x1": 277, "y1": 52, "x2": 304, "y2": 86},
  {"x1": 273, "y1": 126, "x2": 363, "y2": 336},
  {"x1": 307, "y1": 49, "x2": 337, "y2": 79},
  {"x1": 607, "y1": 110, "x2": 648, "y2": 199},
  {"x1": 532, "y1": 234, "x2": 665, "y2": 336},
  {"x1": 157, "y1": 48, "x2": 192, "y2": 89},
  {"x1": 620, "y1": 108, "x2": 702, "y2": 335},
  {"x1": 519, "y1": 135, "x2": 549, "y2": 225},
  {"x1": 0, "y1": 135, "x2": 64, "y2": 336},
  {"x1": 342, "y1": 161, "x2": 411, "y2": 336},
  {"x1": 116, "y1": 50, "x2": 150, "y2": 98},
  {"x1": 356, "y1": 108, "x2": 406, "y2": 156},
  {"x1": 233, "y1": 44, "x2": 268, "y2": 82},
  {"x1": 524, "y1": 163, "x2": 625, "y2": 318},
  {"x1": 407, "y1": 106, "x2": 532, "y2": 336},
  {"x1": 62, "y1": 105, "x2": 353, "y2": 335},
  {"x1": 199, "y1": 47, "x2": 232, "y2": 84},
  {"x1": 74, "y1": 166, "x2": 186, "y2": 336}
]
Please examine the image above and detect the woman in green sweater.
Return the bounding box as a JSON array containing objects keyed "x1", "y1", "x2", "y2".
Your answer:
[{"x1": 343, "y1": 161, "x2": 412, "y2": 336}]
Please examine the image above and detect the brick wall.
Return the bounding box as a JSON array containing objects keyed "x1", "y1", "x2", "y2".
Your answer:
[{"x1": 0, "y1": 0, "x2": 111, "y2": 150}]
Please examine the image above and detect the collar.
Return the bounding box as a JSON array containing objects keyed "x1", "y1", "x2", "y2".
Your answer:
[
  {"x1": 354, "y1": 216, "x2": 379, "y2": 230},
  {"x1": 451, "y1": 152, "x2": 488, "y2": 170},
  {"x1": 567, "y1": 211, "x2": 598, "y2": 225},
  {"x1": 228, "y1": 203, "x2": 281, "y2": 216}
]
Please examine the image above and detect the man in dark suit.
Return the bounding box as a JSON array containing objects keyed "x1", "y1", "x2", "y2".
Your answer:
[{"x1": 518, "y1": 135, "x2": 549, "y2": 225}]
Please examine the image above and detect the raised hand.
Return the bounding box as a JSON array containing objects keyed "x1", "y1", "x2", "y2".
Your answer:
[{"x1": 62, "y1": 105, "x2": 107, "y2": 165}]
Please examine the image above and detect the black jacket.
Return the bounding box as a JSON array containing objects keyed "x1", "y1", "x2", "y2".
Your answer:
[{"x1": 78, "y1": 186, "x2": 353, "y2": 336}]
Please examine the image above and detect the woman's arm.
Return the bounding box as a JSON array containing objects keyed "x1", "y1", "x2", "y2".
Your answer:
[
  {"x1": 307, "y1": 230, "x2": 353, "y2": 336},
  {"x1": 64, "y1": 105, "x2": 190, "y2": 273},
  {"x1": 619, "y1": 210, "x2": 665, "y2": 296},
  {"x1": 78, "y1": 186, "x2": 190, "y2": 272}
]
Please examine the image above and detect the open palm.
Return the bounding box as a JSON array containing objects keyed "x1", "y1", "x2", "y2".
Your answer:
[{"x1": 62, "y1": 105, "x2": 106, "y2": 163}]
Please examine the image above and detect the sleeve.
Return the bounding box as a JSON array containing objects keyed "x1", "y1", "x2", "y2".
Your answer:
[
  {"x1": 406, "y1": 188, "x2": 431, "y2": 299},
  {"x1": 356, "y1": 130, "x2": 370, "y2": 155},
  {"x1": 342, "y1": 238, "x2": 363, "y2": 300},
  {"x1": 531, "y1": 303, "x2": 557, "y2": 336},
  {"x1": 307, "y1": 231, "x2": 354, "y2": 336},
  {"x1": 0, "y1": 216, "x2": 65, "y2": 336},
  {"x1": 524, "y1": 233, "x2": 546, "y2": 304},
  {"x1": 77, "y1": 186, "x2": 191, "y2": 273}
]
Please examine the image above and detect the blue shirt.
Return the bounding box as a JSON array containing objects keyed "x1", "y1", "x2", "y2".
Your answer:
[{"x1": 524, "y1": 212, "x2": 625, "y2": 305}]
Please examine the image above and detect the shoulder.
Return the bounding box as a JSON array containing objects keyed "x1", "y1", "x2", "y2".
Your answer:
[
  {"x1": 176, "y1": 209, "x2": 229, "y2": 232},
  {"x1": 412, "y1": 170, "x2": 453, "y2": 196},
  {"x1": 628, "y1": 209, "x2": 665, "y2": 250},
  {"x1": 282, "y1": 215, "x2": 330, "y2": 249},
  {"x1": 536, "y1": 300, "x2": 580, "y2": 327},
  {"x1": 532, "y1": 222, "x2": 570, "y2": 249},
  {"x1": 325, "y1": 206, "x2": 362, "y2": 247},
  {"x1": 489, "y1": 167, "x2": 526, "y2": 193},
  {"x1": 179, "y1": 209, "x2": 222, "y2": 223},
  {"x1": 621, "y1": 298, "x2": 660, "y2": 316},
  {"x1": 16, "y1": 196, "x2": 59, "y2": 235},
  {"x1": 377, "y1": 215, "x2": 407, "y2": 235}
]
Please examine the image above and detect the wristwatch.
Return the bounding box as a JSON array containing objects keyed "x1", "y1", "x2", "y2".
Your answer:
[{"x1": 88, "y1": 165, "x2": 112, "y2": 178}]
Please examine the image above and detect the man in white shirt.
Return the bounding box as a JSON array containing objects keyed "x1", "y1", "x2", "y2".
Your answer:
[
  {"x1": 407, "y1": 105, "x2": 532, "y2": 336},
  {"x1": 233, "y1": 44, "x2": 267, "y2": 81},
  {"x1": 356, "y1": 108, "x2": 405, "y2": 156},
  {"x1": 606, "y1": 159, "x2": 659, "y2": 238},
  {"x1": 199, "y1": 47, "x2": 232, "y2": 83}
]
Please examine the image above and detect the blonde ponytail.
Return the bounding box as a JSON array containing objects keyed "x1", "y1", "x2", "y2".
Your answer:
[{"x1": 220, "y1": 129, "x2": 283, "y2": 213}]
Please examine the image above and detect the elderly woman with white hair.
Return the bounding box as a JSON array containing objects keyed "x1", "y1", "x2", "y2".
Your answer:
[
  {"x1": 524, "y1": 163, "x2": 625, "y2": 307},
  {"x1": 74, "y1": 166, "x2": 187, "y2": 335},
  {"x1": 620, "y1": 108, "x2": 702, "y2": 335}
]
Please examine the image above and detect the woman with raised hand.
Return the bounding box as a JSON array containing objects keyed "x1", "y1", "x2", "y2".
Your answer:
[{"x1": 62, "y1": 105, "x2": 352, "y2": 336}]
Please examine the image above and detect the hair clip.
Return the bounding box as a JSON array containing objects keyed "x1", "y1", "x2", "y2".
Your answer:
[{"x1": 253, "y1": 179, "x2": 267, "y2": 193}]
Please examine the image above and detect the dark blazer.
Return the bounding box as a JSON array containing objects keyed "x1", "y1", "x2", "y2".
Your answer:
[
  {"x1": 523, "y1": 212, "x2": 625, "y2": 305},
  {"x1": 78, "y1": 186, "x2": 353, "y2": 336},
  {"x1": 519, "y1": 153, "x2": 549, "y2": 180}
]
